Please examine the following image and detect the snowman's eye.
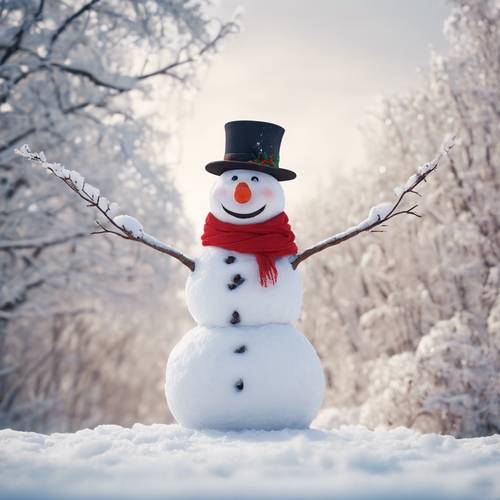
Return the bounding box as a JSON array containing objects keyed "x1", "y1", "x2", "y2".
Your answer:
[
  {"x1": 251, "y1": 176, "x2": 259, "y2": 182},
  {"x1": 231, "y1": 175, "x2": 238, "y2": 181}
]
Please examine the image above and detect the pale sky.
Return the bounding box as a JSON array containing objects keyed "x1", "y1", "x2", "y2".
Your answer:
[{"x1": 173, "y1": 0, "x2": 449, "y2": 234}]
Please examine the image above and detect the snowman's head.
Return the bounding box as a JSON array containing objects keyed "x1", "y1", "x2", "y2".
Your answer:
[{"x1": 209, "y1": 169, "x2": 285, "y2": 224}]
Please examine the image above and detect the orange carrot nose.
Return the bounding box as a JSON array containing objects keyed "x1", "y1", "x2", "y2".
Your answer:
[{"x1": 234, "y1": 182, "x2": 252, "y2": 204}]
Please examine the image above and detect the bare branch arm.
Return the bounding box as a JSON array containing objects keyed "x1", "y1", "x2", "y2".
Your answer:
[
  {"x1": 291, "y1": 136, "x2": 456, "y2": 270},
  {"x1": 15, "y1": 146, "x2": 195, "y2": 271}
]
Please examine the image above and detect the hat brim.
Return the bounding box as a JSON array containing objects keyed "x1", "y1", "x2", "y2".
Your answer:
[{"x1": 205, "y1": 161, "x2": 296, "y2": 181}]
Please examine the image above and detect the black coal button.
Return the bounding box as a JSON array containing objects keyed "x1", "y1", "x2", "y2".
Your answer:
[
  {"x1": 230, "y1": 310, "x2": 241, "y2": 324},
  {"x1": 234, "y1": 345, "x2": 247, "y2": 354},
  {"x1": 234, "y1": 379, "x2": 244, "y2": 391},
  {"x1": 227, "y1": 274, "x2": 246, "y2": 290}
]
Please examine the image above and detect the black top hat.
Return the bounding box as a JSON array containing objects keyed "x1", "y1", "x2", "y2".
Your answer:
[{"x1": 205, "y1": 120, "x2": 296, "y2": 181}]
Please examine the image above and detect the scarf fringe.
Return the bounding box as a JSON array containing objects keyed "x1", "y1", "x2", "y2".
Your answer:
[{"x1": 257, "y1": 254, "x2": 278, "y2": 287}]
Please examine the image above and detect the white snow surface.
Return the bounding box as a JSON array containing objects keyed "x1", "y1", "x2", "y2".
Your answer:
[
  {"x1": 368, "y1": 202, "x2": 394, "y2": 222},
  {"x1": 69, "y1": 169, "x2": 85, "y2": 190},
  {"x1": 113, "y1": 215, "x2": 144, "y2": 237},
  {"x1": 1, "y1": 423, "x2": 500, "y2": 500},
  {"x1": 416, "y1": 162, "x2": 433, "y2": 176},
  {"x1": 166, "y1": 323, "x2": 324, "y2": 431},
  {"x1": 186, "y1": 247, "x2": 303, "y2": 327},
  {"x1": 82, "y1": 182, "x2": 100, "y2": 202}
]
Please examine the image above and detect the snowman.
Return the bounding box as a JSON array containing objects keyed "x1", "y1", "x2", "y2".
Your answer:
[
  {"x1": 165, "y1": 120, "x2": 325, "y2": 431},
  {"x1": 20, "y1": 119, "x2": 451, "y2": 431}
]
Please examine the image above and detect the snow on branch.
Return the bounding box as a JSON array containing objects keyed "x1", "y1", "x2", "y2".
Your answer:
[
  {"x1": 291, "y1": 135, "x2": 456, "y2": 269},
  {"x1": 15, "y1": 145, "x2": 195, "y2": 271}
]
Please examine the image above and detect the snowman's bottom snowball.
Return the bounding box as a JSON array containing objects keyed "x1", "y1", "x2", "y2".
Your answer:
[{"x1": 165, "y1": 324, "x2": 325, "y2": 431}]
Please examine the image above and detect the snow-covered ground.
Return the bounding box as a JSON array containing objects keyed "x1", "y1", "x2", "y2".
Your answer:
[{"x1": 1, "y1": 422, "x2": 500, "y2": 499}]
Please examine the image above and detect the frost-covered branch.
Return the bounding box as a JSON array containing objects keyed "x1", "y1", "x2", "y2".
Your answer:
[
  {"x1": 49, "y1": 0, "x2": 101, "y2": 48},
  {"x1": 15, "y1": 145, "x2": 195, "y2": 271},
  {"x1": 48, "y1": 19, "x2": 238, "y2": 91},
  {"x1": 291, "y1": 136, "x2": 456, "y2": 269},
  {"x1": 0, "y1": 2, "x2": 239, "y2": 157},
  {"x1": 0, "y1": 232, "x2": 87, "y2": 251}
]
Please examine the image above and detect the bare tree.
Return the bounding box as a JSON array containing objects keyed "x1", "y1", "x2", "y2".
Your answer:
[
  {"x1": 304, "y1": 0, "x2": 500, "y2": 437},
  {"x1": 0, "y1": 0, "x2": 237, "y2": 431}
]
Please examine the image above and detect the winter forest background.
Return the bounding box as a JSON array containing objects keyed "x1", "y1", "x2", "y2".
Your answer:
[{"x1": 1, "y1": 0, "x2": 499, "y2": 438}]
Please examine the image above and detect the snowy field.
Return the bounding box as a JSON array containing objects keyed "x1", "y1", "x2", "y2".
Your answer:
[{"x1": 1, "y1": 422, "x2": 500, "y2": 500}]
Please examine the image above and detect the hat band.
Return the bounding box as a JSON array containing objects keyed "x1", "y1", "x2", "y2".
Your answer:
[
  {"x1": 224, "y1": 152, "x2": 253, "y2": 162},
  {"x1": 224, "y1": 152, "x2": 279, "y2": 167}
]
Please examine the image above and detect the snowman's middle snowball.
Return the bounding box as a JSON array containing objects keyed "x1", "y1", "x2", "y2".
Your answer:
[{"x1": 186, "y1": 247, "x2": 303, "y2": 327}]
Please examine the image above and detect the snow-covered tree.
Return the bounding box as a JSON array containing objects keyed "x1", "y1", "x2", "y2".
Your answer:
[
  {"x1": 301, "y1": 0, "x2": 500, "y2": 437},
  {"x1": 0, "y1": 1, "x2": 236, "y2": 431}
]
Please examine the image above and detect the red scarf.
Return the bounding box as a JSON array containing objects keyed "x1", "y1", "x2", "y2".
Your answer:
[{"x1": 201, "y1": 212, "x2": 298, "y2": 287}]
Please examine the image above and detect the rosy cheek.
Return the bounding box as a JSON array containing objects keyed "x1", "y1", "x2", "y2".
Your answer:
[
  {"x1": 214, "y1": 186, "x2": 228, "y2": 198},
  {"x1": 261, "y1": 187, "x2": 275, "y2": 200}
]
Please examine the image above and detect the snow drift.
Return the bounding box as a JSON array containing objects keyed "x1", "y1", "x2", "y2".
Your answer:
[{"x1": 1, "y1": 422, "x2": 499, "y2": 499}]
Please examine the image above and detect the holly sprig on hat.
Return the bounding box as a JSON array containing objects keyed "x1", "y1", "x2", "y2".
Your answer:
[{"x1": 252, "y1": 145, "x2": 279, "y2": 167}]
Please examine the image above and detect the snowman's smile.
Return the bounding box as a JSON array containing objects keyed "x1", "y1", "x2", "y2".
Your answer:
[{"x1": 221, "y1": 204, "x2": 267, "y2": 219}]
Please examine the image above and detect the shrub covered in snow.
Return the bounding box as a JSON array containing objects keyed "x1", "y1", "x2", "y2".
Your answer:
[
  {"x1": 298, "y1": 0, "x2": 500, "y2": 437},
  {"x1": 0, "y1": 1, "x2": 236, "y2": 432}
]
